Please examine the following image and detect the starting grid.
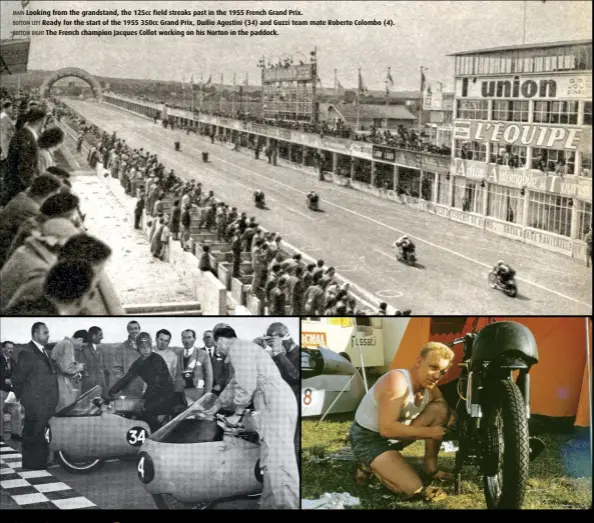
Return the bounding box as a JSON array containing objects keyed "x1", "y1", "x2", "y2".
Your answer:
[{"x1": 0, "y1": 442, "x2": 97, "y2": 510}]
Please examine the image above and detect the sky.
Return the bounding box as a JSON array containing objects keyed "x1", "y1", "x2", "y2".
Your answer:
[
  {"x1": 0, "y1": 316, "x2": 299, "y2": 346},
  {"x1": 1, "y1": 0, "x2": 591, "y2": 91}
]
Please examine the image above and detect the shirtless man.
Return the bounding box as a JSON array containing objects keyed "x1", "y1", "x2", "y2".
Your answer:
[{"x1": 349, "y1": 342, "x2": 456, "y2": 501}]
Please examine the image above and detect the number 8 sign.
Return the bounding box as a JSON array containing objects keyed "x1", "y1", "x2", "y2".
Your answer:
[{"x1": 303, "y1": 388, "x2": 313, "y2": 406}]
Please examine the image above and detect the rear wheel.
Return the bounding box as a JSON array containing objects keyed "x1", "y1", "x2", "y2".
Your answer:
[
  {"x1": 56, "y1": 451, "x2": 104, "y2": 474},
  {"x1": 505, "y1": 282, "x2": 517, "y2": 298},
  {"x1": 482, "y1": 379, "x2": 529, "y2": 509}
]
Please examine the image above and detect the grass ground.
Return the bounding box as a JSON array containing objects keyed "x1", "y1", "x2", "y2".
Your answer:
[{"x1": 302, "y1": 413, "x2": 592, "y2": 510}]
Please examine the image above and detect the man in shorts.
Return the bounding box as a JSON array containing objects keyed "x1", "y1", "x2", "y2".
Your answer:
[{"x1": 349, "y1": 342, "x2": 456, "y2": 502}]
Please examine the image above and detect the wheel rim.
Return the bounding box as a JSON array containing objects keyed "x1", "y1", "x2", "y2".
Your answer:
[
  {"x1": 484, "y1": 409, "x2": 505, "y2": 504},
  {"x1": 58, "y1": 451, "x2": 101, "y2": 470}
]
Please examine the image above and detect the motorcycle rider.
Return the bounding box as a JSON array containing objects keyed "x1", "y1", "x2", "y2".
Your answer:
[
  {"x1": 492, "y1": 260, "x2": 516, "y2": 288},
  {"x1": 307, "y1": 191, "x2": 319, "y2": 210},
  {"x1": 254, "y1": 190, "x2": 265, "y2": 207},
  {"x1": 108, "y1": 332, "x2": 177, "y2": 432},
  {"x1": 394, "y1": 235, "x2": 415, "y2": 260}
]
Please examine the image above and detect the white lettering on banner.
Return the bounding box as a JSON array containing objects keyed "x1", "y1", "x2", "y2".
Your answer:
[
  {"x1": 435, "y1": 205, "x2": 450, "y2": 217},
  {"x1": 484, "y1": 219, "x2": 523, "y2": 238},
  {"x1": 525, "y1": 230, "x2": 572, "y2": 252},
  {"x1": 351, "y1": 336, "x2": 376, "y2": 347},
  {"x1": 489, "y1": 167, "x2": 547, "y2": 191},
  {"x1": 468, "y1": 122, "x2": 585, "y2": 151},
  {"x1": 454, "y1": 121, "x2": 471, "y2": 140},
  {"x1": 450, "y1": 210, "x2": 485, "y2": 228}
]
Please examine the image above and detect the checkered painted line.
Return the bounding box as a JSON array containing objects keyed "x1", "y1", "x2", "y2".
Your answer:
[{"x1": 0, "y1": 442, "x2": 98, "y2": 510}]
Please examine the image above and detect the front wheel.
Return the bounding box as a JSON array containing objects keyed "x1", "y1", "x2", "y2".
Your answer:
[
  {"x1": 482, "y1": 379, "x2": 530, "y2": 509},
  {"x1": 505, "y1": 281, "x2": 517, "y2": 298},
  {"x1": 56, "y1": 451, "x2": 104, "y2": 474}
]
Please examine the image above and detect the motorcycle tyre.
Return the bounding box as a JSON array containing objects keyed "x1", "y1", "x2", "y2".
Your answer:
[
  {"x1": 56, "y1": 451, "x2": 104, "y2": 474},
  {"x1": 482, "y1": 379, "x2": 530, "y2": 509}
]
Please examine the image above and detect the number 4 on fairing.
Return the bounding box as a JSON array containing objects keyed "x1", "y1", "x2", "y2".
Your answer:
[{"x1": 127, "y1": 427, "x2": 148, "y2": 446}]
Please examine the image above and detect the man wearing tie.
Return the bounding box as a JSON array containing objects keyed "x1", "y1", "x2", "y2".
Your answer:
[
  {"x1": 110, "y1": 321, "x2": 144, "y2": 398},
  {"x1": 179, "y1": 330, "x2": 213, "y2": 404},
  {"x1": 202, "y1": 330, "x2": 230, "y2": 396},
  {"x1": 12, "y1": 322, "x2": 59, "y2": 470},
  {"x1": 0, "y1": 341, "x2": 23, "y2": 442}
]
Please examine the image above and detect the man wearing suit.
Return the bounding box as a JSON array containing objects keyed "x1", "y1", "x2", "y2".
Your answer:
[
  {"x1": 0, "y1": 341, "x2": 23, "y2": 442},
  {"x1": 78, "y1": 326, "x2": 108, "y2": 396},
  {"x1": 179, "y1": 330, "x2": 213, "y2": 404},
  {"x1": 2, "y1": 107, "x2": 47, "y2": 206},
  {"x1": 110, "y1": 320, "x2": 144, "y2": 397},
  {"x1": 12, "y1": 322, "x2": 59, "y2": 470},
  {"x1": 201, "y1": 330, "x2": 229, "y2": 396}
]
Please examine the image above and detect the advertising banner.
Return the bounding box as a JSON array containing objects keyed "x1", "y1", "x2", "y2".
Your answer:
[
  {"x1": 455, "y1": 74, "x2": 592, "y2": 100},
  {"x1": 350, "y1": 143, "x2": 373, "y2": 159},
  {"x1": 462, "y1": 121, "x2": 589, "y2": 153},
  {"x1": 484, "y1": 218, "x2": 524, "y2": 240},
  {"x1": 262, "y1": 64, "x2": 314, "y2": 83},
  {"x1": 524, "y1": 228, "x2": 573, "y2": 255}
]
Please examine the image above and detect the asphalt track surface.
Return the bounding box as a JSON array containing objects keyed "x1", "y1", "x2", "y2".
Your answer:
[{"x1": 67, "y1": 99, "x2": 592, "y2": 315}]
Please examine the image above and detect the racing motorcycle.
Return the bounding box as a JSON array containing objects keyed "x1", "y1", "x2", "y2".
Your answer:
[
  {"x1": 447, "y1": 318, "x2": 545, "y2": 509},
  {"x1": 396, "y1": 246, "x2": 417, "y2": 266},
  {"x1": 254, "y1": 191, "x2": 266, "y2": 209},
  {"x1": 307, "y1": 193, "x2": 320, "y2": 211},
  {"x1": 488, "y1": 270, "x2": 518, "y2": 298}
]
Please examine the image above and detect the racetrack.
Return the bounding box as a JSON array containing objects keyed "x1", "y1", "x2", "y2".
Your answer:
[{"x1": 66, "y1": 99, "x2": 592, "y2": 315}]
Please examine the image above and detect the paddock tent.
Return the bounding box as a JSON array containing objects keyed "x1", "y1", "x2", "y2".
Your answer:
[{"x1": 387, "y1": 317, "x2": 591, "y2": 427}]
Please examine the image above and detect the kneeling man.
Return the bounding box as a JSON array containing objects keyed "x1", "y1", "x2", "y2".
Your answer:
[{"x1": 349, "y1": 342, "x2": 456, "y2": 501}]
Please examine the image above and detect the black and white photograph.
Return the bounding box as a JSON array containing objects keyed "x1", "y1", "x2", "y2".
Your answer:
[
  {"x1": 0, "y1": 1, "x2": 591, "y2": 317},
  {"x1": 0, "y1": 316, "x2": 300, "y2": 510}
]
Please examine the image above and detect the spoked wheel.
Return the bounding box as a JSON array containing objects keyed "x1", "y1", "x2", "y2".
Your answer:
[
  {"x1": 152, "y1": 491, "x2": 261, "y2": 510},
  {"x1": 56, "y1": 451, "x2": 104, "y2": 474},
  {"x1": 482, "y1": 379, "x2": 529, "y2": 509},
  {"x1": 505, "y1": 283, "x2": 518, "y2": 298},
  {"x1": 488, "y1": 272, "x2": 498, "y2": 289}
]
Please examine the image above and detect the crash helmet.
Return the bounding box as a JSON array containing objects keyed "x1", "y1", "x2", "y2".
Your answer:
[{"x1": 497, "y1": 259, "x2": 505, "y2": 266}]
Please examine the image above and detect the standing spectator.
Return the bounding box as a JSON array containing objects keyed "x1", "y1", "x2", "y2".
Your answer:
[
  {"x1": 169, "y1": 200, "x2": 181, "y2": 241},
  {"x1": 0, "y1": 341, "x2": 23, "y2": 442},
  {"x1": 12, "y1": 322, "x2": 58, "y2": 470},
  {"x1": 51, "y1": 330, "x2": 86, "y2": 412},
  {"x1": 179, "y1": 329, "x2": 213, "y2": 404},
  {"x1": 231, "y1": 230, "x2": 242, "y2": 278},
  {"x1": 286, "y1": 265, "x2": 304, "y2": 315},
  {"x1": 110, "y1": 320, "x2": 144, "y2": 398},
  {"x1": 134, "y1": 192, "x2": 145, "y2": 230},
  {"x1": 200, "y1": 330, "x2": 229, "y2": 396},
  {"x1": 150, "y1": 216, "x2": 166, "y2": 259},
  {"x1": 198, "y1": 245, "x2": 213, "y2": 273},
  {"x1": 78, "y1": 326, "x2": 109, "y2": 395},
  {"x1": 268, "y1": 276, "x2": 287, "y2": 315},
  {"x1": 36, "y1": 127, "x2": 64, "y2": 174},
  {"x1": 160, "y1": 215, "x2": 172, "y2": 258},
  {"x1": 180, "y1": 204, "x2": 191, "y2": 250},
  {"x1": 2, "y1": 107, "x2": 47, "y2": 206},
  {"x1": 154, "y1": 329, "x2": 185, "y2": 407}
]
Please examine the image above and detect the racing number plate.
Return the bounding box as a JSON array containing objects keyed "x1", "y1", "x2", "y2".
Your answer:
[{"x1": 126, "y1": 426, "x2": 148, "y2": 446}]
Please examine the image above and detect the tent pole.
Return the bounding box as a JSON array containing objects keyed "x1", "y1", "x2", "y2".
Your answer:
[
  {"x1": 353, "y1": 317, "x2": 369, "y2": 393},
  {"x1": 317, "y1": 372, "x2": 358, "y2": 425},
  {"x1": 586, "y1": 318, "x2": 592, "y2": 463}
]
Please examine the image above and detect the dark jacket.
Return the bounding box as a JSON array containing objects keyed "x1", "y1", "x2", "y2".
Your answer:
[
  {"x1": 12, "y1": 341, "x2": 59, "y2": 419},
  {"x1": 2, "y1": 127, "x2": 39, "y2": 206},
  {"x1": 77, "y1": 343, "x2": 109, "y2": 396},
  {"x1": 109, "y1": 352, "x2": 174, "y2": 402},
  {"x1": 272, "y1": 345, "x2": 300, "y2": 398},
  {"x1": 0, "y1": 355, "x2": 18, "y2": 393},
  {"x1": 202, "y1": 346, "x2": 230, "y2": 393}
]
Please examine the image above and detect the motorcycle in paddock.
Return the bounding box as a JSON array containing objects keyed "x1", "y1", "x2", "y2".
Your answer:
[
  {"x1": 488, "y1": 270, "x2": 518, "y2": 298},
  {"x1": 447, "y1": 318, "x2": 545, "y2": 509}
]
